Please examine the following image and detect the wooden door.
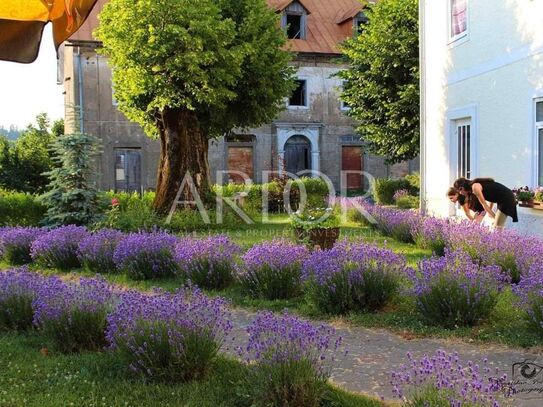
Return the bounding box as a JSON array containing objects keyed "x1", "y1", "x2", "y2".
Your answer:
[{"x1": 342, "y1": 146, "x2": 363, "y2": 190}]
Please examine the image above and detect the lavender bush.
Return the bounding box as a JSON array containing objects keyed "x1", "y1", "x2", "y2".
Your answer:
[
  {"x1": 113, "y1": 232, "x2": 179, "y2": 280},
  {"x1": 240, "y1": 311, "x2": 341, "y2": 407},
  {"x1": 390, "y1": 350, "x2": 509, "y2": 407},
  {"x1": 175, "y1": 235, "x2": 241, "y2": 290},
  {"x1": 368, "y1": 205, "x2": 422, "y2": 243},
  {"x1": 513, "y1": 264, "x2": 543, "y2": 336},
  {"x1": 78, "y1": 229, "x2": 125, "y2": 273},
  {"x1": 0, "y1": 268, "x2": 44, "y2": 331},
  {"x1": 411, "y1": 251, "x2": 508, "y2": 328},
  {"x1": 302, "y1": 241, "x2": 408, "y2": 314},
  {"x1": 33, "y1": 276, "x2": 115, "y2": 353},
  {"x1": 238, "y1": 240, "x2": 309, "y2": 300},
  {"x1": 106, "y1": 287, "x2": 232, "y2": 382},
  {"x1": 30, "y1": 225, "x2": 90, "y2": 270},
  {"x1": 445, "y1": 224, "x2": 543, "y2": 284},
  {"x1": 412, "y1": 216, "x2": 449, "y2": 256},
  {"x1": 0, "y1": 227, "x2": 46, "y2": 265}
]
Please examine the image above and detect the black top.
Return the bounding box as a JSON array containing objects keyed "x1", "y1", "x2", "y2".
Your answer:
[
  {"x1": 458, "y1": 194, "x2": 484, "y2": 213},
  {"x1": 474, "y1": 180, "x2": 518, "y2": 222}
]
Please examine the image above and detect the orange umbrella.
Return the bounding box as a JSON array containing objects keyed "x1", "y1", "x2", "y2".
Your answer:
[{"x1": 0, "y1": 0, "x2": 99, "y2": 63}]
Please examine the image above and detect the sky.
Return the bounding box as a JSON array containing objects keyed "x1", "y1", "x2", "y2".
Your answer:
[{"x1": 0, "y1": 25, "x2": 64, "y2": 130}]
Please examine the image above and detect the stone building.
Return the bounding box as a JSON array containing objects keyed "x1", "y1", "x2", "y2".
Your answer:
[{"x1": 61, "y1": 0, "x2": 418, "y2": 193}]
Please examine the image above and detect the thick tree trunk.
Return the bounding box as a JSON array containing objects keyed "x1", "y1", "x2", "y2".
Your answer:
[{"x1": 153, "y1": 108, "x2": 211, "y2": 215}]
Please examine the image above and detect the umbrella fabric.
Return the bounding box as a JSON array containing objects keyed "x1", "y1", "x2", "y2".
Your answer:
[{"x1": 0, "y1": 0, "x2": 99, "y2": 63}]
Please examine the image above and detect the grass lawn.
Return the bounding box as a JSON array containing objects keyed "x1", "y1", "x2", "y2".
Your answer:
[
  {"x1": 1, "y1": 215, "x2": 541, "y2": 350},
  {"x1": 0, "y1": 332, "x2": 382, "y2": 407}
]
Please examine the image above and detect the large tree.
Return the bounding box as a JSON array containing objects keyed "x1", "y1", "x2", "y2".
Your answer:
[
  {"x1": 339, "y1": 0, "x2": 419, "y2": 163},
  {"x1": 96, "y1": 0, "x2": 295, "y2": 213}
]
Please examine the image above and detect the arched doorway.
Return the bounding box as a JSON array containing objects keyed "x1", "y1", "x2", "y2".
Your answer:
[{"x1": 285, "y1": 135, "x2": 311, "y2": 175}]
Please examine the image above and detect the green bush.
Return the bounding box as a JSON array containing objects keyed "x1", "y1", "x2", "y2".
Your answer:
[
  {"x1": 0, "y1": 189, "x2": 46, "y2": 226},
  {"x1": 290, "y1": 177, "x2": 330, "y2": 208},
  {"x1": 96, "y1": 192, "x2": 161, "y2": 232},
  {"x1": 404, "y1": 172, "x2": 420, "y2": 193},
  {"x1": 373, "y1": 178, "x2": 410, "y2": 205},
  {"x1": 373, "y1": 177, "x2": 418, "y2": 205},
  {"x1": 395, "y1": 195, "x2": 419, "y2": 209}
]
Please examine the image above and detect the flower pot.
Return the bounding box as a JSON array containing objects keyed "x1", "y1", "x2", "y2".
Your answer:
[
  {"x1": 519, "y1": 199, "x2": 535, "y2": 208},
  {"x1": 294, "y1": 227, "x2": 340, "y2": 250}
]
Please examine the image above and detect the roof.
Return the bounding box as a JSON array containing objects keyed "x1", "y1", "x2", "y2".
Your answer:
[
  {"x1": 69, "y1": 0, "x2": 365, "y2": 55},
  {"x1": 268, "y1": 0, "x2": 312, "y2": 13}
]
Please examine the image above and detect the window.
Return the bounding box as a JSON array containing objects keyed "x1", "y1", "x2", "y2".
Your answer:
[
  {"x1": 286, "y1": 14, "x2": 302, "y2": 39},
  {"x1": 353, "y1": 12, "x2": 369, "y2": 36},
  {"x1": 456, "y1": 120, "x2": 471, "y2": 179},
  {"x1": 289, "y1": 80, "x2": 307, "y2": 107},
  {"x1": 115, "y1": 149, "x2": 142, "y2": 193},
  {"x1": 340, "y1": 81, "x2": 351, "y2": 111},
  {"x1": 537, "y1": 100, "x2": 543, "y2": 122},
  {"x1": 450, "y1": 0, "x2": 468, "y2": 42},
  {"x1": 538, "y1": 128, "x2": 543, "y2": 186},
  {"x1": 282, "y1": 1, "x2": 307, "y2": 40},
  {"x1": 537, "y1": 100, "x2": 543, "y2": 186}
]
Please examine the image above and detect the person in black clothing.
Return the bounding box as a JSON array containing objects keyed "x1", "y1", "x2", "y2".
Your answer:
[
  {"x1": 453, "y1": 178, "x2": 518, "y2": 229},
  {"x1": 447, "y1": 187, "x2": 488, "y2": 223}
]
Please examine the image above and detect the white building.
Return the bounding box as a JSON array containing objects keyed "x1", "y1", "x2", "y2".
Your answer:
[{"x1": 420, "y1": 0, "x2": 543, "y2": 236}]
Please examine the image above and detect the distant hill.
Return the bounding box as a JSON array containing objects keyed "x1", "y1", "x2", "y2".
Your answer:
[{"x1": 0, "y1": 126, "x2": 21, "y2": 140}]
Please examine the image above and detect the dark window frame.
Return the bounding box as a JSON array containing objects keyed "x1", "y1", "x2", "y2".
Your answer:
[{"x1": 289, "y1": 79, "x2": 308, "y2": 108}]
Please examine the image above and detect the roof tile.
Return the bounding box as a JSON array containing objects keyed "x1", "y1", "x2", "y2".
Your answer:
[{"x1": 69, "y1": 0, "x2": 364, "y2": 55}]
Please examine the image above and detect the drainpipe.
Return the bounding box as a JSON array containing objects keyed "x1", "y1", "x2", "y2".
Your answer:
[
  {"x1": 76, "y1": 46, "x2": 84, "y2": 133},
  {"x1": 419, "y1": 0, "x2": 427, "y2": 214}
]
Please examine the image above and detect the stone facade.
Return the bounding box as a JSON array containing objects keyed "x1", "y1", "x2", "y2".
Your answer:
[{"x1": 62, "y1": 46, "x2": 417, "y2": 193}]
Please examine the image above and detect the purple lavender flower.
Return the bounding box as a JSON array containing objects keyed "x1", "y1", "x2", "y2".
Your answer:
[
  {"x1": 302, "y1": 240, "x2": 409, "y2": 314},
  {"x1": 240, "y1": 311, "x2": 342, "y2": 406},
  {"x1": 513, "y1": 264, "x2": 543, "y2": 336},
  {"x1": 33, "y1": 276, "x2": 116, "y2": 353},
  {"x1": 0, "y1": 268, "x2": 45, "y2": 331},
  {"x1": 411, "y1": 216, "x2": 449, "y2": 256},
  {"x1": 113, "y1": 232, "x2": 179, "y2": 280},
  {"x1": 237, "y1": 239, "x2": 309, "y2": 299},
  {"x1": 242, "y1": 310, "x2": 341, "y2": 370},
  {"x1": 412, "y1": 250, "x2": 509, "y2": 327},
  {"x1": 390, "y1": 350, "x2": 510, "y2": 406},
  {"x1": 175, "y1": 235, "x2": 241, "y2": 290},
  {"x1": 78, "y1": 229, "x2": 125, "y2": 273},
  {"x1": 368, "y1": 205, "x2": 423, "y2": 243},
  {"x1": 0, "y1": 227, "x2": 47, "y2": 265},
  {"x1": 106, "y1": 287, "x2": 232, "y2": 382},
  {"x1": 442, "y1": 221, "x2": 543, "y2": 283},
  {"x1": 30, "y1": 225, "x2": 90, "y2": 270}
]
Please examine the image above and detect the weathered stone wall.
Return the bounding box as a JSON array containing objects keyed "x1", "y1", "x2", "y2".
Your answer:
[{"x1": 64, "y1": 47, "x2": 418, "y2": 192}]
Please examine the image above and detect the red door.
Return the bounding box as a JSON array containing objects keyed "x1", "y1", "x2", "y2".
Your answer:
[{"x1": 342, "y1": 146, "x2": 363, "y2": 190}]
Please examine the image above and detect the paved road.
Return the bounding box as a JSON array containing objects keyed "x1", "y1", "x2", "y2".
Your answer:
[
  {"x1": 227, "y1": 307, "x2": 543, "y2": 406},
  {"x1": 509, "y1": 207, "x2": 543, "y2": 239}
]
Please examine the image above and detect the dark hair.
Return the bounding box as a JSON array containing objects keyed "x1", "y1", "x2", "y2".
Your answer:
[
  {"x1": 453, "y1": 177, "x2": 495, "y2": 192},
  {"x1": 446, "y1": 187, "x2": 458, "y2": 197}
]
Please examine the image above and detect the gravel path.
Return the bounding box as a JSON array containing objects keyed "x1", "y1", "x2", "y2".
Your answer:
[{"x1": 226, "y1": 307, "x2": 543, "y2": 406}]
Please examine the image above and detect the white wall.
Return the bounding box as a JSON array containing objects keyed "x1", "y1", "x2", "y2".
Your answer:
[{"x1": 421, "y1": 0, "x2": 543, "y2": 219}]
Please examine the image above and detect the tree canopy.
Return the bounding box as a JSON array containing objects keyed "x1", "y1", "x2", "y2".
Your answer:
[
  {"x1": 0, "y1": 113, "x2": 63, "y2": 193},
  {"x1": 96, "y1": 0, "x2": 295, "y2": 139},
  {"x1": 339, "y1": 0, "x2": 419, "y2": 163}
]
